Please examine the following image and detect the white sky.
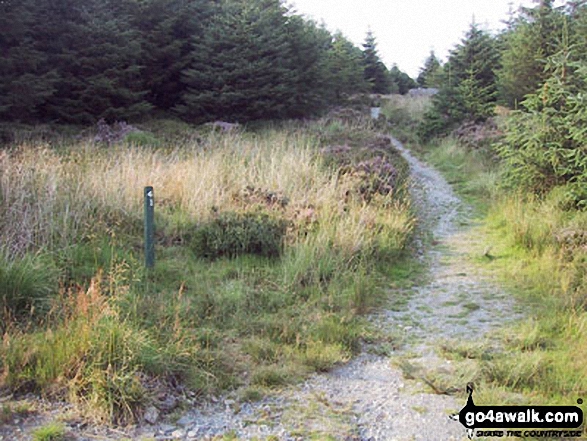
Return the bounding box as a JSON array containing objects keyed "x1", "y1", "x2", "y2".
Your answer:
[{"x1": 288, "y1": 0, "x2": 546, "y2": 78}]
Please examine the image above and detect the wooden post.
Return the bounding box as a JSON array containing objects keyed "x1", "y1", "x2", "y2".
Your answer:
[{"x1": 144, "y1": 186, "x2": 155, "y2": 269}]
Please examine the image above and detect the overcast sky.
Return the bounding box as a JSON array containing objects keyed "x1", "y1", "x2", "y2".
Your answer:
[{"x1": 288, "y1": 0, "x2": 545, "y2": 78}]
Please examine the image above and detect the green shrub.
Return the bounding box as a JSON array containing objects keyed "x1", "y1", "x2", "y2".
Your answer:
[
  {"x1": 123, "y1": 130, "x2": 161, "y2": 147},
  {"x1": 191, "y1": 211, "x2": 287, "y2": 259},
  {"x1": 0, "y1": 252, "x2": 60, "y2": 329},
  {"x1": 496, "y1": 54, "x2": 587, "y2": 207}
]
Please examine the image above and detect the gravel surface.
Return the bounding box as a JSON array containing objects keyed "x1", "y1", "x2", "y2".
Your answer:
[{"x1": 0, "y1": 137, "x2": 522, "y2": 441}]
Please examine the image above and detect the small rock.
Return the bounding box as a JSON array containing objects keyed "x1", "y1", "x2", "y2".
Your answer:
[
  {"x1": 171, "y1": 429, "x2": 185, "y2": 439},
  {"x1": 187, "y1": 430, "x2": 198, "y2": 438},
  {"x1": 159, "y1": 424, "x2": 176, "y2": 434},
  {"x1": 176, "y1": 415, "x2": 195, "y2": 427},
  {"x1": 144, "y1": 406, "x2": 160, "y2": 425},
  {"x1": 158, "y1": 395, "x2": 178, "y2": 411}
]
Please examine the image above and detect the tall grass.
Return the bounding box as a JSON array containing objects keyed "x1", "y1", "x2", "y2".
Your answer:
[
  {"x1": 480, "y1": 194, "x2": 587, "y2": 403},
  {"x1": 424, "y1": 137, "x2": 500, "y2": 209},
  {"x1": 380, "y1": 94, "x2": 432, "y2": 144},
  {"x1": 0, "y1": 251, "x2": 60, "y2": 329},
  {"x1": 0, "y1": 118, "x2": 414, "y2": 422},
  {"x1": 0, "y1": 131, "x2": 327, "y2": 255}
]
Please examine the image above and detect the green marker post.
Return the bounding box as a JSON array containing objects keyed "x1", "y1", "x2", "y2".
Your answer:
[{"x1": 144, "y1": 186, "x2": 155, "y2": 269}]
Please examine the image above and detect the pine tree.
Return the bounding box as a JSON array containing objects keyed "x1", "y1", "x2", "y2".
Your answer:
[
  {"x1": 45, "y1": 0, "x2": 152, "y2": 123},
  {"x1": 568, "y1": 1, "x2": 587, "y2": 63},
  {"x1": 451, "y1": 24, "x2": 499, "y2": 95},
  {"x1": 417, "y1": 51, "x2": 442, "y2": 88},
  {"x1": 419, "y1": 23, "x2": 499, "y2": 140},
  {"x1": 284, "y1": 16, "x2": 333, "y2": 117},
  {"x1": 177, "y1": 0, "x2": 295, "y2": 122},
  {"x1": 498, "y1": 43, "x2": 587, "y2": 205},
  {"x1": 325, "y1": 32, "x2": 369, "y2": 102},
  {"x1": 0, "y1": 0, "x2": 368, "y2": 124},
  {"x1": 0, "y1": 0, "x2": 58, "y2": 121},
  {"x1": 136, "y1": 0, "x2": 218, "y2": 111},
  {"x1": 362, "y1": 30, "x2": 391, "y2": 94},
  {"x1": 497, "y1": 0, "x2": 565, "y2": 108},
  {"x1": 389, "y1": 65, "x2": 417, "y2": 94}
]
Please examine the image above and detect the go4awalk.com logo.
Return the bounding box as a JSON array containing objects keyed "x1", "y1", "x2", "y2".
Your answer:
[{"x1": 450, "y1": 383, "x2": 584, "y2": 439}]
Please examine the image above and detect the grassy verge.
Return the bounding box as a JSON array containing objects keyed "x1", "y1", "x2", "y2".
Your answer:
[
  {"x1": 416, "y1": 131, "x2": 587, "y2": 413},
  {"x1": 0, "y1": 115, "x2": 415, "y2": 423}
]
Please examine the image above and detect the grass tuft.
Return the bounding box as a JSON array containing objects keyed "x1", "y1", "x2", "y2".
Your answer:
[{"x1": 32, "y1": 422, "x2": 66, "y2": 441}]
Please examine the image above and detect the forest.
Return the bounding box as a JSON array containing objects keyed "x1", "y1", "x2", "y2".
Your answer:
[
  {"x1": 0, "y1": 0, "x2": 414, "y2": 125},
  {"x1": 1, "y1": 0, "x2": 587, "y2": 438}
]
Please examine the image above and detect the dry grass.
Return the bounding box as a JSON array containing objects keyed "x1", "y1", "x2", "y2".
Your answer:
[
  {"x1": 0, "y1": 119, "x2": 415, "y2": 423},
  {"x1": 0, "y1": 128, "x2": 411, "y2": 257}
]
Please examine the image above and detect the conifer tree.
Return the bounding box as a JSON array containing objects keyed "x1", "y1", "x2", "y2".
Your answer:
[
  {"x1": 326, "y1": 32, "x2": 369, "y2": 102},
  {"x1": 136, "y1": 0, "x2": 218, "y2": 111},
  {"x1": 497, "y1": 0, "x2": 565, "y2": 107},
  {"x1": 284, "y1": 16, "x2": 334, "y2": 117},
  {"x1": 0, "y1": 0, "x2": 369, "y2": 124},
  {"x1": 0, "y1": 0, "x2": 58, "y2": 121},
  {"x1": 389, "y1": 65, "x2": 417, "y2": 94},
  {"x1": 43, "y1": 0, "x2": 152, "y2": 123},
  {"x1": 362, "y1": 30, "x2": 391, "y2": 94},
  {"x1": 417, "y1": 51, "x2": 442, "y2": 88},
  {"x1": 419, "y1": 23, "x2": 499, "y2": 139},
  {"x1": 498, "y1": 43, "x2": 587, "y2": 205},
  {"x1": 177, "y1": 0, "x2": 295, "y2": 122},
  {"x1": 568, "y1": 2, "x2": 587, "y2": 63}
]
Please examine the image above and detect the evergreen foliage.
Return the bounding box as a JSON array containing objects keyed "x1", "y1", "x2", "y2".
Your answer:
[
  {"x1": 497, "y1": 45, "x2": 587, "y2": 206},
  {"x1": 136, "y1": 0, "x2": 218, "y2": 111},
  {"x1": 389, "y1": 65, "x2": 417, "y2": 94},
  {"x1": 362, "y1": 31, "x2": 392, "y2": 94},
  {"x1": 325, "y1": 33, "x2": 369, "y2": 102},
  {"x1": 48, "y1": 0, "x2": 153, "y2": 123},
  {"x1": 0, "y1": 0, "x2": 58, "y2": 121},
  {"x1": 177, "y1": 0, "x2": 297, "y2": 122},
  {"x1": 419, "y1": 23, "x2": 499, "y2": 140},
  {"x1": 569, "y1": 2, "x2": 587, "y2": 61},
  {"x1": 497, "y1": 0, "x2": 566, "y2": 108},
  {"x1": 416, "y1": 51, "x2": 442, "y2": 88},
  {"x1": 0, "y1": 0, "x2": 371, "y2": 124},
  {"x1": 0, "y1": 0, "x2": 152, "y2": 123}
]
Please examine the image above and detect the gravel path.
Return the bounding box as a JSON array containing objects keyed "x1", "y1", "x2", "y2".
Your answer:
[{"x1": 1, "y1": 137, "x2": 521, "y2": 441}]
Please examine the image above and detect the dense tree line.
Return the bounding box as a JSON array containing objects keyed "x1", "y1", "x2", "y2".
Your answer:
[
  {"x1": 419, "y1": 0, "x2": 587, "y2": 135},
  {"x1": 0, "y1": 0, "x2": 413, "y2": 125},
  {"x1": 418, "y1": 0, "x2": 587, "y2": 205}
]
